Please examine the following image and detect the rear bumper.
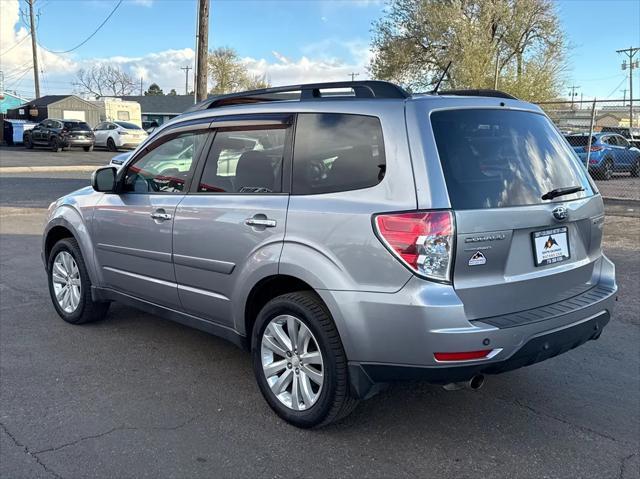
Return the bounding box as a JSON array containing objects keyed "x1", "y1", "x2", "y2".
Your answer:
[
  {"x1": 64, "y1": 138, "x2": 94, "y2": 146},
  {"x1": 115, "y1": 137, "x2": 145, "y2": 148},
  {"x1": 318, "y1": 255, "x2": 617, "y2": 398},
  {"x1": 349, "y1": 311, "x2": 609, "y2": 398}
]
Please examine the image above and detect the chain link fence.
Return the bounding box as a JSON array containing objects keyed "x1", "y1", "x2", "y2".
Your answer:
[{"x1": 538, "y1": 99, "x2": 640, "y2": 202}]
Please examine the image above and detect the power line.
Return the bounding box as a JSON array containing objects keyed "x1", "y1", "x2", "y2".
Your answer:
[
  {"x1": 0, "y1": 32, "x2": 31, "y2": 57},
  {"x1": 39, "y1": 0, "x2": 123, "y2": 54}
]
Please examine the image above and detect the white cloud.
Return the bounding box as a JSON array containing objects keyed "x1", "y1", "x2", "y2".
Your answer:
[{"x1": 1, "y1": 0, "x2": 373, "y2": 98}]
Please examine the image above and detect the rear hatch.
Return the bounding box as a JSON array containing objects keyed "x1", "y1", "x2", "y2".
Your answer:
[
  {"x1": 431, "y1": 108, "x2": 603, "y2": 319},
  {"x1": 64, "y1": 121, "x2": 94, "y2": 139}
]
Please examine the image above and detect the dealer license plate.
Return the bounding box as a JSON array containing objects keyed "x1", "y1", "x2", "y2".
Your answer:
[{"x1": 532, "y1": 227, "x2": 570, "y2": 266}]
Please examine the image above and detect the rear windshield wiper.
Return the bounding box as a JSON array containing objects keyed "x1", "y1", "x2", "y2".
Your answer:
[{"x1": 541, "y1": 186, "x2": 584, "y2": 200}]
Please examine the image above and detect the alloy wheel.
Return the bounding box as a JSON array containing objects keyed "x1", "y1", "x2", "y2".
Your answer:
[
  {"x1": 51, "y1": 251, "x2": 81, "y2": 313},
  {"x1": 261, "y1": 314, "x2": 324, "y2": 411}
]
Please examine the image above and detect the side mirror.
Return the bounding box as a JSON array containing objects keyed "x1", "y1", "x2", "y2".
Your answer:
[{"x1": 91, "y1": 166, "x2": 117, "y2": 192}]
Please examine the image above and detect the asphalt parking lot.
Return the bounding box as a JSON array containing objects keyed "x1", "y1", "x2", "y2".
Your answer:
[{"x1": 0, "y1": 150, "x2": 639, "y2": 478}]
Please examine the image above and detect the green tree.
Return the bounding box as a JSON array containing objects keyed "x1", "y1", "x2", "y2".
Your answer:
[
  {"x1": 208, "y1": 47, "x2": 271, "y2": 94},
  {"x1": 144, "y1": 83, "x2": 164, "y2": 96},
  {"x1": 369, "y1": 0, "x2": 566, "y2": 101},
  {"x1": 168, "y1": 88, "x2": 177, "y2": 96}
]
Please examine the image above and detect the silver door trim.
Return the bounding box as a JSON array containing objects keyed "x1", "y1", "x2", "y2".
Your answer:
[
  {"x1": 172, "y1": 253, "x2": 235, "y2": 274},
  {"x1": 177, "y1": 284, "x2": 230, "y2": 301},
  {"x1": 103, "y1": 266, "x2": 176, "y2": 287},
  {"x1": 97, "y1": 243, "x2": 172, "y2": 263}
]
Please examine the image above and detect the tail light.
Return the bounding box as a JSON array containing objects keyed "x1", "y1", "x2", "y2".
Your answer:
[
  {"x1": 589, "y1": 159, "x2": 598, "y2": 164},
  {"x1": 373, "y1": 210, "x2": 454, "y2": 283},
  {"x1": 61, "y1": 128, "x2": 68, "y2": 135},
  {"x1": 584, "y1": 145, "x2": 603, "y2": 152},
  {"x1": 117, "y1": 130, "x2": 127, "y2": 135}
]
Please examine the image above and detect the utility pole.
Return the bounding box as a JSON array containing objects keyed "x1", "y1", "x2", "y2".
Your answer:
[
  {"x1": 27, "y1": 0, "x2": 40, "y2": 98},
  {"x1": 568, "y1": 84, "x2": 580, "y2": 110},
  {"x1": 620, "y1": 88, "x2": 627, "y2": 106},
  {"x1": 195, "y1": 0, "x2": 209, "y2": 102},
  {"x1": 348, "y1": 72, "x2": 359, "y2": 82},
  {"x1": 181, "y1": 65, "x2": 192, "y2": 95},
  {"x1": 617, "y1": 46, "x2": 639, "y2": 130},
  {"x1": 140, "y1": 77, "x2": 143, "y2": 96}
]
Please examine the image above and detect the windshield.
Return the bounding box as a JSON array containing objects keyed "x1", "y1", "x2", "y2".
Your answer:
[
  {"x1": 431, "y1": 109, "x2": 594, "y2": 209},
  {"x1": 115, "y1": 121, "x2": 142, "y2": 130}
]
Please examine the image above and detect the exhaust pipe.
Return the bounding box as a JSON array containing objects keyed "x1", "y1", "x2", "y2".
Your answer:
[{"x1": 442, "y1": 374, "x2": 485, "y2": 391}]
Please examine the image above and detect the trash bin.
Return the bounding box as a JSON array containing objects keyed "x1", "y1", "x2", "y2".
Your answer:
[{"x1": 3, "y1": 119, "x2": 37, "y2": 145}]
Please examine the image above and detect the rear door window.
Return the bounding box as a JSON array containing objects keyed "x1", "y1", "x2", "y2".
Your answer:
[
  {"x1": 198, "y1": 127, "x2": 288, "y2": 193},
  {"x1": 292, "y1": 113, "x2": 385, "y2": 194},
  {"x1": 431, "y1": 109, "x2": 594, "y2": 209}
]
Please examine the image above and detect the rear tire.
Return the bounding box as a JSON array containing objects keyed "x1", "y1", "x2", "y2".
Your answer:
[
  {"x1": 251, "y1": 291, "x2": 358, "y2": 428},
  {"x1": 47, "y1": 238, "x2": 109, "y2": 324},
  {"x1": 83, "y1": 145, "x2": 94, "y2": 152},
  {"x1": 602, "y1": 158, "x2": 613, "y2": 181},
  {"x1": 107, "y1": 138, "x2": 117, "y2": 152},
  {"x1": 50, "y1": 136, "x2": 62, "y2": 153}
]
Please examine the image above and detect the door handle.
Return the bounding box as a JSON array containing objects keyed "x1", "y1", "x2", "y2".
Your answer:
[
  {"x1": 151, "y1": 209, "x2": 172, "y2": 221},
  {"x1": 245, "y1": 217, "x2": 277, "y2": 228}
]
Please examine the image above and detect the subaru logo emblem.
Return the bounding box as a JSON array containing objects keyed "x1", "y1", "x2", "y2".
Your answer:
[{"x1": 552, "y1": 206, "x2": 568, "y2": 221}]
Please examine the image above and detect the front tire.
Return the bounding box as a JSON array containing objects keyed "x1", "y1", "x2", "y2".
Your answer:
[
  {"x1": 47, "y1": 238, "x2": 109, "y2": 324},
  {"x1": 24, "y1": 134, "x2": 33, "y2": 149},
  {"x1": 631, "y1": 160, "x2": 640, "y2": 177},
  {"x1": 251, "y1": 292, "x2": 358, "y2": 428}
]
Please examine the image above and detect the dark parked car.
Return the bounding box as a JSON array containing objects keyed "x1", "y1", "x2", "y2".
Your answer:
[
  {"x1": 565, "y1": 133, "x2": 640, "y2": 180},
  {"x1": 23, "y1": 119, "x2": 95, "y2": 152}
]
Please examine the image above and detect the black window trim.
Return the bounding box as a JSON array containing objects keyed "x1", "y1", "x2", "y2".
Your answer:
[{"x1": 187, "y1": 113, "x2": 295, "y2": 196}]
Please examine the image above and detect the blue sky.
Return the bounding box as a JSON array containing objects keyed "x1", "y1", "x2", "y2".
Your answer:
[{"x1": 1, "y1": 0, "x2": 638, "y2": 100}]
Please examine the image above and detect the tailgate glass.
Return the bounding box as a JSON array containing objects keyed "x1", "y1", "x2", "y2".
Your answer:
[{"x1": 431, "y1": 109, "x2": 594, "y2": 209}]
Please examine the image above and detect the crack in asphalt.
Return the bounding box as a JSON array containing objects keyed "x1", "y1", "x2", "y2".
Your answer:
[
  {"x1": 495, "y1": 396, "x2": 623, "y2": 444},
  {"x1": 0, "y1": 422, "x2": 63, "y2": 479},
  {"x1": 618, "y1": 453, "x2": 638, "y2": 479},
  {"x1": 33, "y1": 416, "x2": 198, "y2": 455}
]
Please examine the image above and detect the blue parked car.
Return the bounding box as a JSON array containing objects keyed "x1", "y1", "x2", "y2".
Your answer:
[{"x1": 565, "y1": 133, "x2": 640, "y2": 180}]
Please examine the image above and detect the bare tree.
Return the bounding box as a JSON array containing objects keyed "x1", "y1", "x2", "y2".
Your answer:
[{"x1": 74, "y1": 65, "x2": 137, "y2": 98}]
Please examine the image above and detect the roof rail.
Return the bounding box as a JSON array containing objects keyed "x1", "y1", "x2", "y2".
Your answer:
[
  {"x1": 186, "y1": 80, "x2": 410, "y2": 112},
  {"x1": 437, "y1": 89, "x2": 518, "y2": 100}
]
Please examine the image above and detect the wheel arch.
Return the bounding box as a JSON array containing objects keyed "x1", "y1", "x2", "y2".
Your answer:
[
  {"x1": 43, "y1": 208, "x2": 101, "y2": 285},
  {"x1": 243, "y1": 274, "x2": 323, "y2": 348}
]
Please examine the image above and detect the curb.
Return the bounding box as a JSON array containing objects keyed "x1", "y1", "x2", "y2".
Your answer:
[{"x1": 0, "y1": 165, "x2": 97, "y2": 174}]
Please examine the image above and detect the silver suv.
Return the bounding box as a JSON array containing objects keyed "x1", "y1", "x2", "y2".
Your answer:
[{"x1": 43, "y1": 81, "x2": 617, "y2": 428}]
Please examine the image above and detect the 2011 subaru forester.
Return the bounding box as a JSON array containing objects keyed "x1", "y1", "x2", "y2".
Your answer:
[{"x1": 43, "y1": 81, "x2": 617, "y2": 428}]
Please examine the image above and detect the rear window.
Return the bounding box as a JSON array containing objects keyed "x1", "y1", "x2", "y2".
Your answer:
[
  {"x1": 64, "y1": 121, "x2": 91, "y2": 131},
  {"x1": 115, "y1": 121, "x2": 141, "y2": 130},
  {"x1": 565, "y1": 135, "x2": 595, "y2": 147},
  {"x1": 292, "y1": 113, "x2": 385, "y2": 195},
  {"x1": 431, "y1": 109, "x2": 593, "y2": 209}
]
